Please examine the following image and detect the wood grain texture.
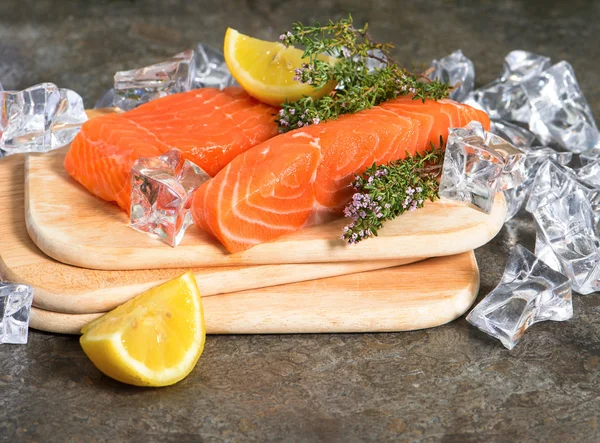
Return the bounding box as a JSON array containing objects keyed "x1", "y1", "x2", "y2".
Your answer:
[
  {"x1": 29, "y1": 251, "x2": 480, "y2": 335},
  {"x1": 25, "y1": 147, "x2": 507, "y2": 270},
  {"x1": 0, "y1": 154, "x2": 410, "y2": 315}
]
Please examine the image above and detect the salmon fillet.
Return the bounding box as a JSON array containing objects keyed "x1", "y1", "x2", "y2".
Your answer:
[
  {"x1": 191, "y1": 96, "x2": 490, "y2": 253},
  {"x1": 64, "y1": 87, "x2": 279, "y2": 212}
]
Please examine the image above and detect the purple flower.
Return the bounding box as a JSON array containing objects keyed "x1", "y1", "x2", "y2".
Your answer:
[
  {"x1": 409, "y1": 87, "x2": 416, "y2": 94},
  {"x1": 359, "y1": 211, "x2": 367, "y2": 218},
  {"x1": 406, "y1": 187, "x2": 415, "y2": 195},
  {"x1": 410, "y1": 200, "x2": 418, "y2": 211},
  {"x1": 341, "y1": 102, "x2": 346, "y2": 108},
  {"x1": 307, "y1": 79, "x2": 313, "y2": 85},
  {"x1": 279, "y1": 109, "x2": 285, "y2": 116},
  {"x1": 293, "y1": 76, "x2": 300, "y2": 82},
  {"x1": 279, "y1": 119, "x2": 289, "y2": 127},
  {"x1": 297, "y1": 121, "x2": 304, "y2": 127},
  {"x1": 294, "y1": 68, "x2": 302, "y2": 75},
  {"x1": 384, "y1": 203, "x2": 391, "y2": 209},
  {"x1": 359, "y1": 230, "x2": 365, "y2": 237},
  {"x1": 416, "y1": 186, "x2": 422, "y2": 193},
  {"x1": 366, "y1": 229, "x2": 372, "y2": 236},
  {"x1": 351, "y1": 233, "x2": 358, "y2": 241},
  {"x1": 418, "y1": 199, "x2": 423, "y2": 205},
  {"x1": 287, "y1": 31, "x2": 293, "y2": 37},
  {"x1": 342, "y1": 47, "x2": 351, "y2": 58},
  {"x1": 367, "y1": 176, "x2": 374, "y2": 184},
  {"x1": 377, "y1": 195, "x2": 383, "y2": 201},
  {"x1": 279, "y1": 34, "x2": 286, "y2": 41},
  {"x1": 288, "y1": 108, "x2": 295, "y2": 115},
  {"x1": 313, "y1": 117, "x2": 320, "y2": 125}
]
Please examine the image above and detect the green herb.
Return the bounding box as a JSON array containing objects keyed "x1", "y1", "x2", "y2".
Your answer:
[
  {"x1": 277, "y1": 15, "x2": 451, "y2": 133},
  {"x1": 341, "y1": 142, "x2": 445, "y2": 244}
]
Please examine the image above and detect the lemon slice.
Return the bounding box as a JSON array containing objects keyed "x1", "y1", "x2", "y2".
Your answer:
[
  {"x1": 80, "y1": 271, "x2": 205, "y2": 387},
  {"x1": 224, "y1": 27, "x2": 336, "y2": 106}
]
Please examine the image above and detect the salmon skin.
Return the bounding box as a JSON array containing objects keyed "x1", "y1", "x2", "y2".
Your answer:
[
  {"x1": 64, "y1": 87, "x2": 279, "y2": 212},
  {"x1": 191, "y1": 96, "x2": 490, "y2": 253}
]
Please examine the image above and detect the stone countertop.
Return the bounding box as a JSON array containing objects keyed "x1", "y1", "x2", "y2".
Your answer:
[{"x1": 1, "y1": 0, "x2": 600, "y2": 441}]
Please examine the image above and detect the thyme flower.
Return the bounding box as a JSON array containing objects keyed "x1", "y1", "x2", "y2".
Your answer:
[{"x1": 341, "y1": 143, "x2": 445, "y2": 244}]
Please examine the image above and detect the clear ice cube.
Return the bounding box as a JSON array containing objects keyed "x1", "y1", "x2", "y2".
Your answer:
[
  {"x1": 130, "y1": 149, "x2": 211, "y2": 247},
  {"x1": 521, "y1": 61, "x2": 599, "y2": 153},
  {"x1": 526, "y1": 159, "x2": 600, "y2": 218},
  {"x1": 0, "y1": 282, "x2": 34, "y2": 344},
  {"x1": 94, "y1": 88, "x2": 115, "y2": 109},
  {"x1": 439, "y1": 121, "x2": 525, "y2": 213},
  {"x1": 463, "y1": 50, "x2": 552, "y2": 123},
  {"x1": 193, "y1": 43, "x2": 236, "y2": 89},
  {"x1": 490, "y1": 120, "x2": 536, "y2": 148},
  {"x1": 429, "y1": 49, "x2": 475, "y2": 102},
  {"x1": 579, "y1": 146, "x2": 600, "y2": 166},
  {"x1": 0, "y1": 83, "x2": 88, "y2": 155},
  {"x1": 466, "y1": 244, "x2": 572, "y2": 350},
  {"x1": 501, "y1": 50, "x2": 553, "y2": 84},
  {"x1": 533, "y1": 189, "x2": 600, "y2": 294},
  {"x1": 575, "y1": 161, "x2": 600, "y2": 187},
  {"x1": 503, "y1": 146, "x2": 573, "y2": 221},
  {"x1": 114, "y1": 50, "x2": 196, "y2": 111}
]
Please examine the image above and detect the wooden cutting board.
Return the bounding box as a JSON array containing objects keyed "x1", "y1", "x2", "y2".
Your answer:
[
  {"x1": 25, "y1": 147, "x2": 506, "y2": 270},
  {"x1": 0, "y1": 154, "x2": 411, "y2": 314},
  {"x1": 29, "y1": 251, "x2": 480, "y2": 335}
]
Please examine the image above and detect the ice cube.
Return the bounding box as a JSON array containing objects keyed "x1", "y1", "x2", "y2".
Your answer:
[
  {"x1": 439, "y1": 121, "x2": 525, "y2": 213},
  {"x1": 365, "y1": 49, "x2": 387, "y2": 71},
  {"x1": 521, "y1": 61, "x2": 599, "y2": 153},
  {"x1": 114, "y1": 50, "x2": 196, "y2": 111},
  {"x1": 193, "y1": 43, "x2": 236, "y2": 89},
  {"x1": 130, "y1": 149, "x2": 210, "y2": 247},
  {"x1": 575, "y1": 161, "x2": 600, "y2": 187},
  {"x1": 579, "y1": 144, "x2": 600, "y2": 166},
  {"x1": 501, "y1": 50, "x2": 553, "y2": 84},
  {"x1": 429, "y1": 49, "x2": 475, "y2": 102},
  {"x1": 0, "y1": 83, "x2": 88, "y2": 155},
  {"x1": 526, "y1": 159, "x2": 600, "y2": 217},
  {"x1": 503, "y1": 146, "x2": 573, "y2": 221},
  {"x1": 94, "y1": 88, "x2": 115, "y2": 109},
  {"x1": 490, "y1": 120, "x2": 536, "y2": 148},
  {"x1": 533, "y1": 189, "x2": 600, "y2": 294},
  {"x1": 0, "y1": 282, "x2": 34, "y2": 344},
  {"x1": 466, "y1": 244, "x2": 572, "y2": 350},
  {"x1": 463, "y1": 50, "x2": 552, "y2": 123}
]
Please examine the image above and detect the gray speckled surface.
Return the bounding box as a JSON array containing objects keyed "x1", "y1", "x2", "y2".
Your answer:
[{"x1": 1, "y1": 0, "x2": 600, "y2": 441}]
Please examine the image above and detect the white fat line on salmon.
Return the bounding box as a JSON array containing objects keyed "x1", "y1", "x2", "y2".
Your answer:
[
  {"x1": 122, "y1": 117, "x2": 180, "y2": 152},
  {"x1": 229, "y1": 165, "x2": 304, "y2": 231}
]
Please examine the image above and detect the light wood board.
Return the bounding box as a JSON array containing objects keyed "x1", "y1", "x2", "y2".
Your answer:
[
  {"x1": 0, "y1": 154, "x2": 412, "y2": 314},
  {"x1": 29, "y1": 251, "x2": 480, "y2": 335},
  {"x1": 25, "y1": 147, "x2": 506, "y2": 270}
]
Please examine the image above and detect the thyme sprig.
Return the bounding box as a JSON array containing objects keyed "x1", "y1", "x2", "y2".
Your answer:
[
  {"x1": 341, "y1": 143, "x2": 445, "y2": 244},
  {"x1": 277, "y1": 15, "x2": 451, "y2": 133}
]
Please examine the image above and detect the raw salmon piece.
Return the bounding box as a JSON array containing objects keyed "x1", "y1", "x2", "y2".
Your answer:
[
  {"x1": 191, "y1": 98, "x2": 490, "y2": 253},
  {"x1": 64, "y1": 87, "x2": 279, "y2": 212}
]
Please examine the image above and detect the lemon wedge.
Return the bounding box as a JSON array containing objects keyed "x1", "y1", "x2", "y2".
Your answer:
[
  {"x1": 80, "y1": 271, "x2": 205, "y2": 387},
  {"x1": 224, "y1": 27, "x2": 336, "y2": 106}
]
